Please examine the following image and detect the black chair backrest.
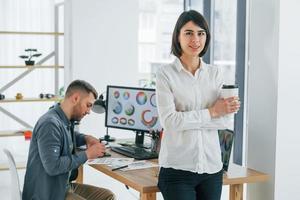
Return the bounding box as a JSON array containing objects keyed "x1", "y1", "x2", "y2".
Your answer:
[{"x1": 218, "y1": 129, "x2": 234, "y2": 172}]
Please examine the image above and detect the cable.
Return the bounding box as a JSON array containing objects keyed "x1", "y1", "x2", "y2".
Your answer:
[{"x1": 124, "y1": 185, "x2": 139, "y2": 199}]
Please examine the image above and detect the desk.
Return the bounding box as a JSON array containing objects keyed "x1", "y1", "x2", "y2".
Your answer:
[{"x1": 79, "y1": 149, "x2": 269, "y2": 200}]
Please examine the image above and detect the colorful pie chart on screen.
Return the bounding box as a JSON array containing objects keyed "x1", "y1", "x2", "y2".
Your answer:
[
  {"x1": 113, "y1": 90, "x2": 120, "y2": 99},
  {"x1": 124, "y1": 103, "x2": 135, "y2": 116},
  {"x1": 120, "y1": 117, "x2": 127, "y2": 125},
  {"x1": 141, "y1": 109, "x2": 158, "y2": 128},
  {"x1": 111, "y1": 117, "x2": 119, "y2": 124},
  {"x1": 123, "y1": 91, "x2": 130, "y2": 100},
  {"x1": 150, "y1": 93, "x2": 157, "y2": 107},
  {"x1": 136, "y1": 92, "x2": 147, "y2": 105},
  {"x1": 128, "y1": 119, "x2": 135, "y2": 126},
  {"x1": 112, "y1": 101, "x2": 122, "y2": 114}
]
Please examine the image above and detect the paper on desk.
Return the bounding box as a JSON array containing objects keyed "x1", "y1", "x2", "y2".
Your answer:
[
  {"x1": 121, "y1": 160, "x2": 158, "y2": 171},
  {"x1": 87, "y1": 157, "x2": 134, "y2": 168}
]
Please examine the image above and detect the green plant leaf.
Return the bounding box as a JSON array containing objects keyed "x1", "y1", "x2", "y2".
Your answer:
[
  {"x1": 25, "y1": 48, "x2": 37, "y2": 52},
  {"x1": 32, "y1": 53, "x2": 42, "y2": 57},
  {"x1": 19, "y1": 55, "x2": 29, "y2": 59}
]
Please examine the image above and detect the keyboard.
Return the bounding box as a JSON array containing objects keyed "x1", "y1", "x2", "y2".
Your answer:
[{"x1": 111, "y1": 146, "x2": 158, "y2": 160}]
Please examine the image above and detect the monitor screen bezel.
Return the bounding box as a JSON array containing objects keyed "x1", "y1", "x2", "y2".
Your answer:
[{"x1": 105, "y1": 85, "x2": 158, "y2": 133}]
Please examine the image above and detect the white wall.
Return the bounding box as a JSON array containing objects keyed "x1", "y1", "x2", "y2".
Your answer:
[
  {"x1": 64, "y1": 1, "x2": 300, "y2": 199},
  {"x1": 65, "y1": 0, "x2": 139, "y2": 138},
  {"x1": 247, "y1": 0, "x2": 300, "y2": 199},
  {"x1": 275, "y1": 0, "x2": 300, "y2": 199}
]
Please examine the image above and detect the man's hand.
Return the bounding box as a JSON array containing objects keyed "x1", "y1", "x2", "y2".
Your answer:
[
  {"x1": 85, "y1": 143, "x2": 106, "y2": 159},
  {"x1": 85, "y1": 135, "x2": 100, "y2": 148}
]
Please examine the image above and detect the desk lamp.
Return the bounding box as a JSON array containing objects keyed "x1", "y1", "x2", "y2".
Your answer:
[{"x1": 92, "y1": 93, "x2": 115, "y2": 142}]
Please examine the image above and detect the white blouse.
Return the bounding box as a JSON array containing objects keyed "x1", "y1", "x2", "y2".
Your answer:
[{"x1": 156, "y1": 57, "x2": 226, "y2": 174}]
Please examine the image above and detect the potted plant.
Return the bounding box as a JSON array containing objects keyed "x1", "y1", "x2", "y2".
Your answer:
[{"x1": 19, "y1": 49, "x2": 42, "y2": 66}]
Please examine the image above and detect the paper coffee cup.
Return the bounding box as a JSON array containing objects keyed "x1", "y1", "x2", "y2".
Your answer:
[
  {"x1": 221, "y1": 84, "x2": 239, "y2": 124},
  {"x1": 220, "y1": 84, "x2": 239, "y2": 99}
]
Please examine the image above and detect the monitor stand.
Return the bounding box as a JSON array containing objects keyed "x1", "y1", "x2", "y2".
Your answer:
[
  {"x1": 100, "y1": 128, "x2": 115, "y2": 142},
  {"x1": 135, "y1": 131, "x2": 145, "y2": 148},
  {"x1": 100, "y1": 133, "x2": 115, "y2": 142}
]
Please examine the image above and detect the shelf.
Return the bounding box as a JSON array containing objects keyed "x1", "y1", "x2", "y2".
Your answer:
[
  {"x1": 0, "y1": 161, "x2": 26, "y2": 171},
  {"x1": 0, "y1": 130, "x2": 24, "y2": 137},
  {"x1": 0, "y1": 65, "x2": 64, "y2": 69},
  {"x1": 0, "y1": 97, "x2": 62, "y2": 103},
  {"x1": 0, "y1": 31, "x2": 64, "y2": 36},
  {"x1": 0, "y1": 8, "x2": 64, "y2": 130}
]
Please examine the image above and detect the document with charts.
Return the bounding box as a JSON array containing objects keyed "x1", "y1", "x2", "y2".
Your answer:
[{"x1": 87, "y1": 157, "x2": 134, "y2": 168}]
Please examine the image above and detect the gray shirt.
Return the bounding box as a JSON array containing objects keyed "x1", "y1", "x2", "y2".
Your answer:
[{"x1": 22, "y1": 104, "x2": 87, "y2": 200}]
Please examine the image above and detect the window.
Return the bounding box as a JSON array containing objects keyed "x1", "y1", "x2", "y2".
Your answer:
[
  {"x1": 138, "y1": 0, "x2": 246, "y2": 164},
  {"x1": 138, "y1": 0, "x2": 184, "y2": 86},
  {"x1": 190, "y1": 0, "x2": 246, "y2": 165},
  {"x1": 213, "y1": 0, "x2": 237, "y2": 85},
  {"x1": 190, "y1": 0, "x2": 237, "y2": 84}
]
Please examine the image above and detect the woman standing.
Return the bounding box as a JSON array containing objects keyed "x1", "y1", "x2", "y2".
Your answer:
[{"x1": 156, "y1": 10, "x2": 240, "y2": 200}]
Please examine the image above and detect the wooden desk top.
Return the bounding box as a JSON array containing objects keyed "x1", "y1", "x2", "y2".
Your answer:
[
  {"x1": 88, "y1": 149, "x2": 269, "y2": 194},
  {"x1": 89, "y1": 149, "x2": 158, "y2": 193},
  {"x1": 223, "y1": 164, "x2": 269, "y2": 185}
]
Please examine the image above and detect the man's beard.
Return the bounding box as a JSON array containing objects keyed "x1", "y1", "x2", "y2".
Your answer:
[
  {"x1": 71, "y1": 112, "x2": 83, "y2": 122},
  {"x1": 71, "y1": 105, "x2": 83, "y2": 121},
  {"x1": 71, "y1": 116, "x2": 82, "y2": 122}
]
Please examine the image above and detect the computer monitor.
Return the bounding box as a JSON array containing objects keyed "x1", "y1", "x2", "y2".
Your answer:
[{"x1": 105, "y1": 85, "x2": 162, "y2": 146}]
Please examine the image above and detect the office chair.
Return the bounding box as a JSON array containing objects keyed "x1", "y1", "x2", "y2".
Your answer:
[
  {"x1": 3, "y1": 149, "x2": 22, "y2": 200},
  {"x1": 218, "y1": 129, "x2": 234, "y2": 172}
]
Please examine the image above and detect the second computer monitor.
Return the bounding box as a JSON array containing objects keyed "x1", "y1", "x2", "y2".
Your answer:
[{"x1": 105, "y1": 85, "x2": 162, "y2": 133}]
